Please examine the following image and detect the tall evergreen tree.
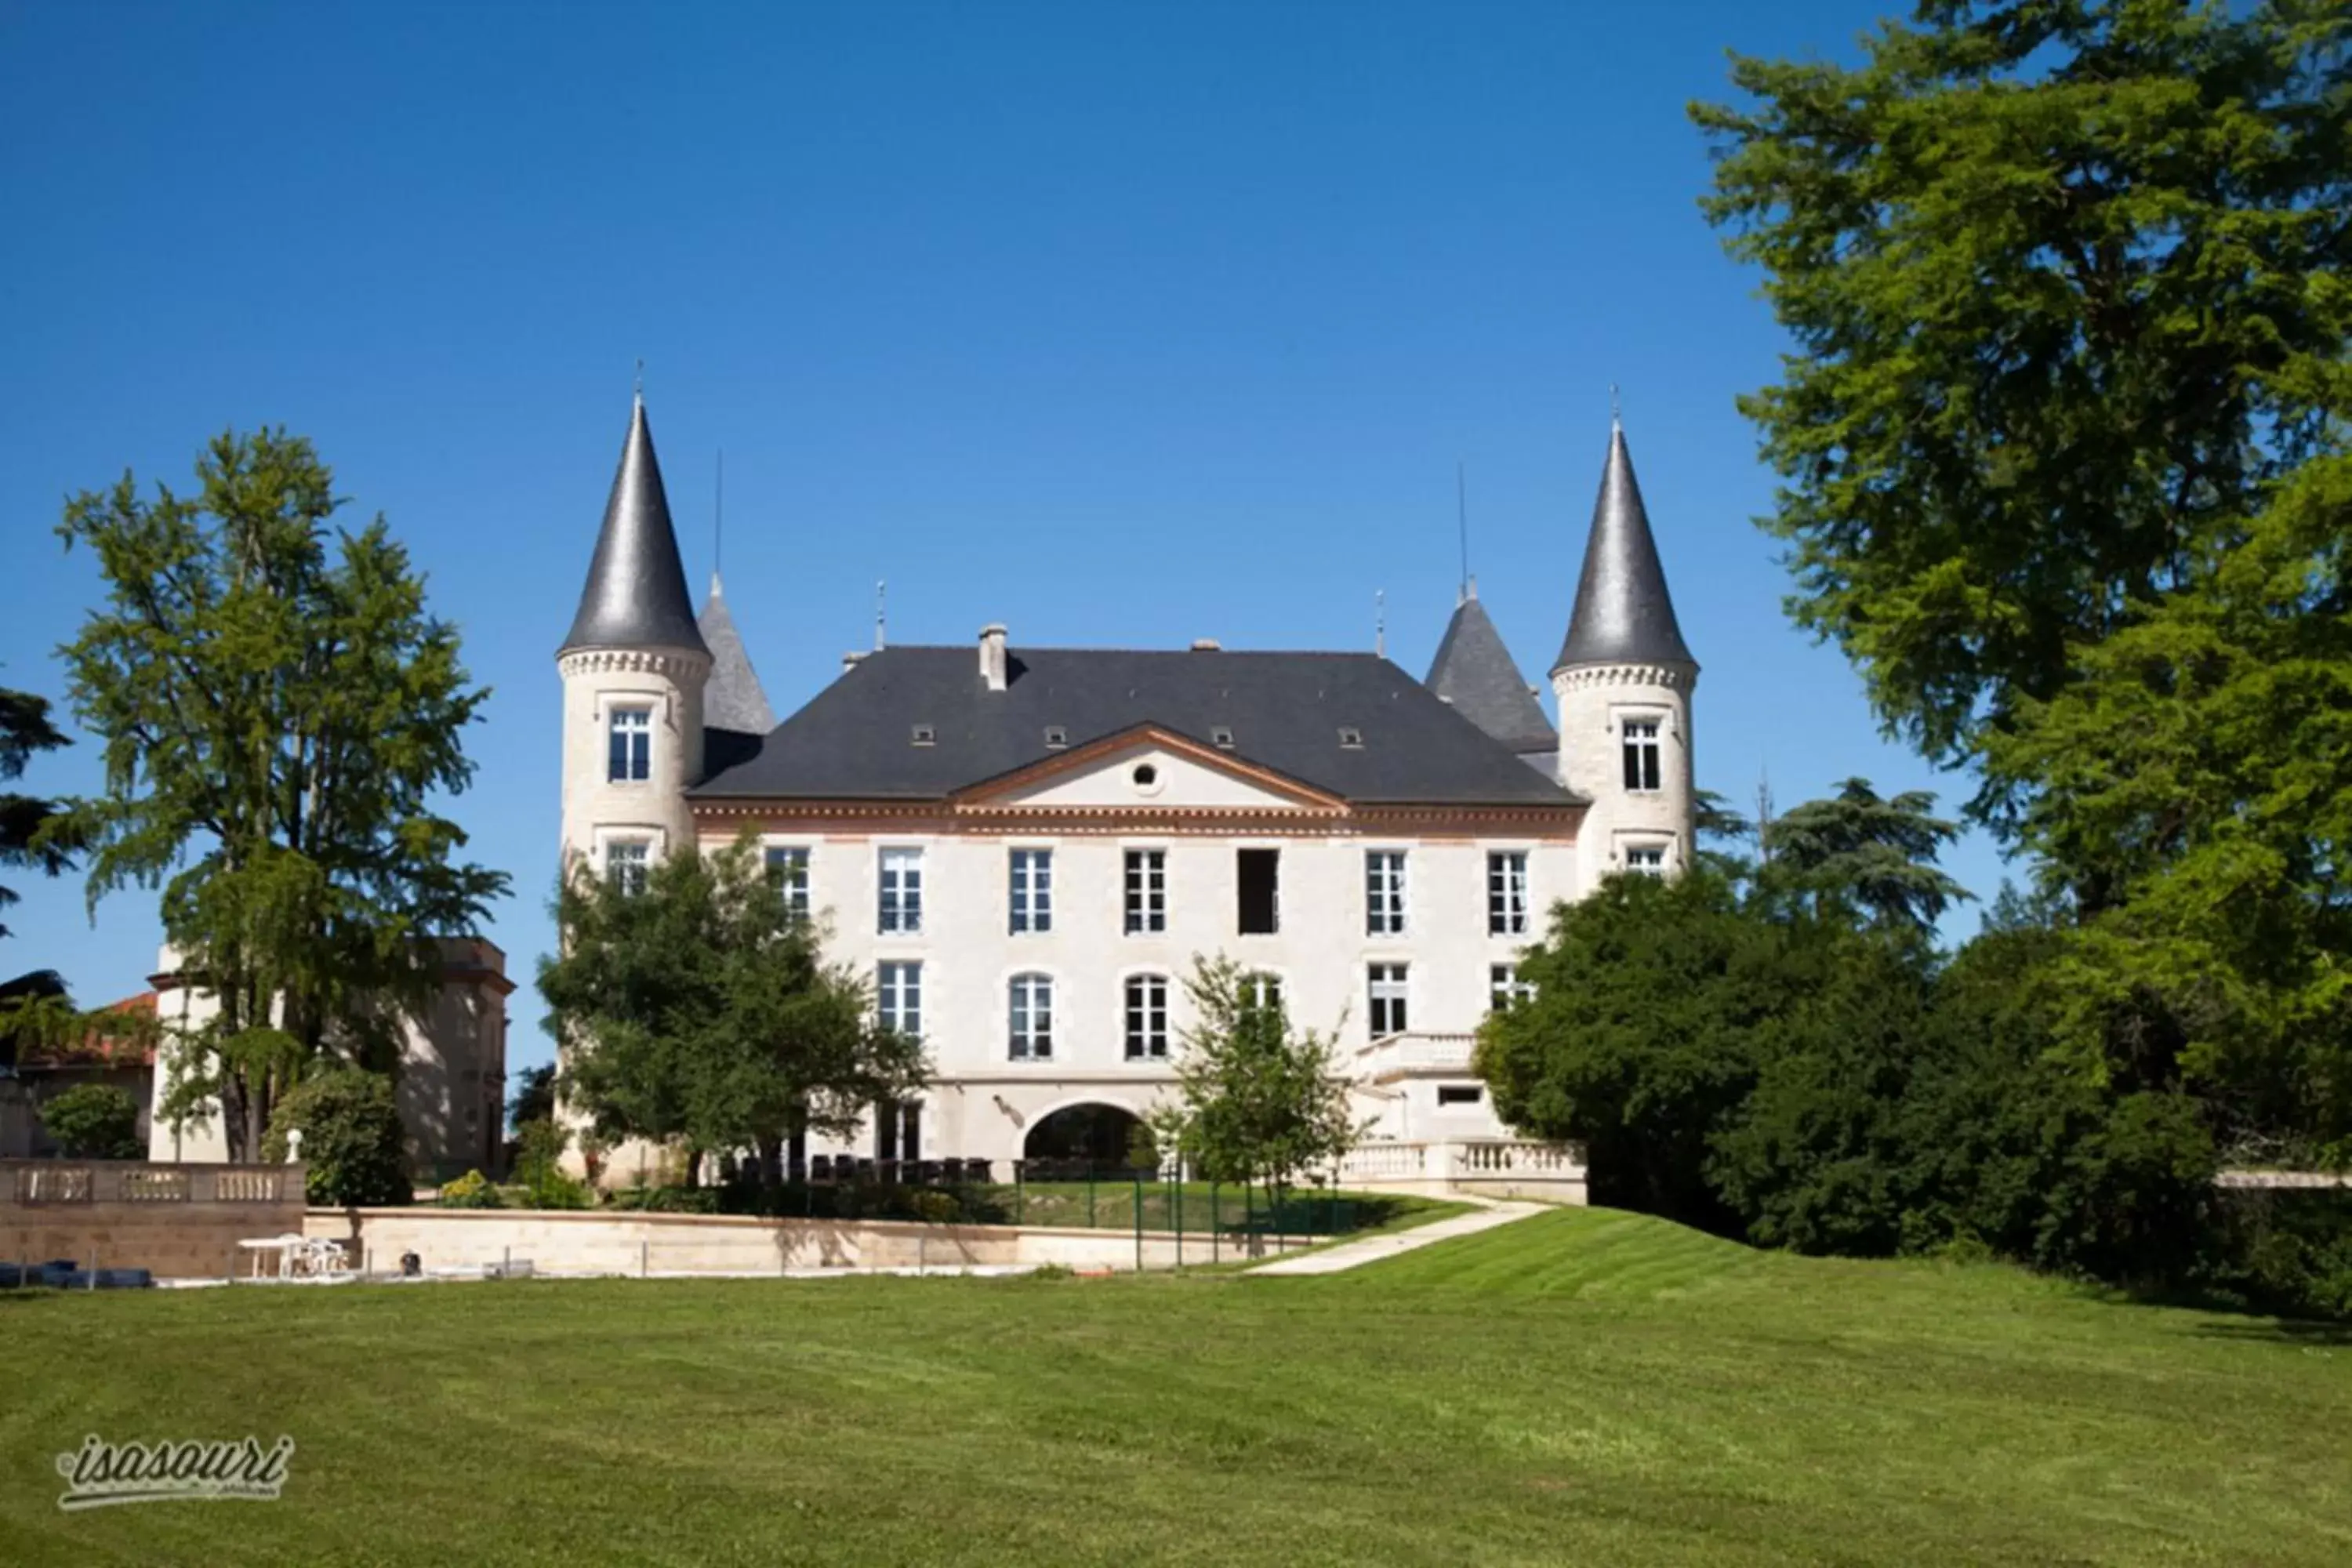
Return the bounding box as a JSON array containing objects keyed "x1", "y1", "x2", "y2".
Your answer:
[
  {"x1": 53, "y1": 429, "x2": 507, "y2": 1156},
  {"x1": 1764, "y1": 778, "x2": 1971, "y2": 932},
  {"x1": 0, "y1": 683, "x2": 74, "y2": 942}
]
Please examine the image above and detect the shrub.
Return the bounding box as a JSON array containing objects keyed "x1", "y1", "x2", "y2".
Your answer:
[
  {"x1": 510, "y1": 1117, "x2": 592, "y2": 1210},
  {"x1": 262, "y1": 1068, "x2": 412, "y2": 1207},
  {"x1": 38, "y1": 1083, "x2": 143, "y2": 1159},
  {"x1": 437, "y1": 1170, "x2": 503, "y2": 1209}
]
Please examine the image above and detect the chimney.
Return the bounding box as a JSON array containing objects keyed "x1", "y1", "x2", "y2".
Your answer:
[
  {"x1": 841, "y1": 651, "x2": 867, "y2": 676},
  {"x1": 1190, "y1": 637, "x2": 1221, "y2": 652},
  {"x1": 979, "y1": 624, "x2": 1009, "y2": 691}
]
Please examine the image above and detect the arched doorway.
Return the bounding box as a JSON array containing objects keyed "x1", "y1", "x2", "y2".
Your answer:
[{"x1": 1022, "y1": 1102, "x2": 1144, "y2": 1171}]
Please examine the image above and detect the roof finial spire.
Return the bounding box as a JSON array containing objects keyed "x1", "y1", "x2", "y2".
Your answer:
[
  {"x1": 713, "y1": 448, "x2": 724, "y2": 583},
  {"x1": 1457, "y1": 460, "x2": 1470, "y2": 604},
  {"x1": 875, "y1": 579, "x2": 887, "y2": 651},
  {"x1": 635, "y1": 358, "x2": 645, "y2": 402},
  {"x1": 1610, "y1": 382, "x2": 1621, "y2": 429},
  {"x1": 1376, "y1": 588, "x2": 1387, "y2": 659}
]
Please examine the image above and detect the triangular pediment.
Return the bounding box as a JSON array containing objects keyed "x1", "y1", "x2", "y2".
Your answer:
[{"x1": 954, "y1": 725, "x2": 1345, "y2": 812}]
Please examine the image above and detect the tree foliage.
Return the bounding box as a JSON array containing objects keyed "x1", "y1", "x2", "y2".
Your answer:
[
  {"x1": 53, "y1": 429, "x2": 507, "y2": 1156},
  {"x1": 540, "y1": 834, "x2": 928, "y2": 1185},
  {"x1": 263, "y1": 1067, "x2": 412, "y2": 1207},
  {"x1": 1153, "y1": 955, "x2": 1361, "y2": 1202},
  {"x1": 38, "y1": 1083, "x2": 143, "y2": 1160},
  {"x1": 1480, "y1": 862, "x2": 2223, "y2": 1290},
  {"x1": 1763, "y1": 777, "x2": 1971, "y2": 931},
  {"x1": 1697, "y1": 1, "x2": 2352, "y2": 1166},
  {"x1": 0, "y1": 684, "x2": 76, "y2": 942},
  {"x1": 1695, "y1": 0, "x2": 2352, "y2": 786}
]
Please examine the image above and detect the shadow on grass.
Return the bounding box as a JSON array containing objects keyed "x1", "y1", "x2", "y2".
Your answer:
[{"x1": 2184, "y1": 1317, "x2": 2352, "y2": 1347}]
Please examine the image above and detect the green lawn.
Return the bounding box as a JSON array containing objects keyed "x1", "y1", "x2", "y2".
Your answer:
[{"x1": 3, "y1": 1207, "x2": 2347, "y2": 1566}]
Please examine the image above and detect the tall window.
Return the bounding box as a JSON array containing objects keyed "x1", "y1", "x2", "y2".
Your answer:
[
  {"x1": 765, "y1": 846, "x2": 811, "y2": 924},
  {"x1": 1622, "y1": 719, "x2": 1662, "y2": 793},
  {"x1": 1124, "y1": 974, "x2": 1169, "y2": 1060},
  {"x1": 874, "y1": 1100, "x2": 920, "y2": 1163},
  {"x1": 608, "y1": 706, "x2": 652, "y2": 782},
  {"x1": 1009, "y1": 848, "x2": 1053, "y2": 935},
  {"x1": 1488, "y1": 851, "x2": 1529, "y2": 936},
  {"x1": 1237, "y1": 848, "x2": 1279, "y2": 935},
  {"x1": 1365, "y1": 851, "x2": 1407, "y2": 937},
  {"x1": 1243, "y1": 971, "x2": 1283, "y2": 1018},
  {"x1": 877, "y1": 960, "x2": 922, "y2": 1039},
  {"x1": 1367, "y1": 963, "x2": 1409, "y2": 1036},
  {"x1": 604, "y1": 839, "x2": 649, "y2": 896},
  {"x1": 1490, "y1": 963, "x2": 1537, "y2": 1012},
  {"x1": 1625, "y1": 844, "x2": 1666, "y2": 875},
  {"x1": 878, "y1": 846, "x2": 924, "y2": 933},
  {"x1": 1008, "y1": 973, "x2": 1054, "y2": 1060},
  {"x1": 1123, "y1": 849, "x2": 1167, "y2": 934}
]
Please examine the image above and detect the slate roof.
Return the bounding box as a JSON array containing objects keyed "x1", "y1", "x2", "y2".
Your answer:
[
  {"x1": 1554, "y1": 422, "x2": 1696, "y2": 673},
  {"x1": 1425, "y1": 589, "x2": 1556, "y2": 754},
  {"x1": 559, "y1": 397, "x2": 710, "y2": 659},
  {"x1": 697, "y1": 574, "x2": 775, "y2": 734},
  {"x1": 693, "y1": 645, "x2": 1583, "y2": 807}
]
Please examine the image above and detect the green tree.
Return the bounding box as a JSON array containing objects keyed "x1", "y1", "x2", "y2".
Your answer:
[
  {"x1": 540, "y1": 834, "x2": 927, "y2": 1187},
  {"x1": 1695, "y1": 0, "x2": 2352, "y2": 797},
  {"x1": 1479, "y1": 866, "x2": 1817, "y2": 1230},
  {"x1": 1153, "y1": 955, "x2": 1359, "y2": 1210},
  {"x1": 262, "y1": 1067, "x2": 412, "y2": 1207},
  {"x1": 0, "y1": 684, "x2": 76, "y2": 942},
  {"x1": 507, "y1": 1062, "x2": 557, "y2": 1131},
  {"x1": 37, "y1": 1082, "x2": 143, "y2": 1159},
  {"x1": 53, "y1": 430, "x2": 508, "y2": 1157},
  {"x1": 1763, "y1": 778, "x2": 1971, "y2": 932}
]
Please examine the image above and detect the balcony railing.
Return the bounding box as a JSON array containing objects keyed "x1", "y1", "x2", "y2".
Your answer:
[
  {"x1": 1354, "y1": 1032, "x2": 1479, "y2": 1082},
  {"x1": 2, "y1": 1161, "x2": 296, "y2": 1207}
]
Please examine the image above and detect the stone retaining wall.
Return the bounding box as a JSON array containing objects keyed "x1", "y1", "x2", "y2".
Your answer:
[
  {"x1": 1, "y1": 1160, "x2": 309, "y2": 1280},
  {"x1": 305, "y1": 1206, "x2": 1308, "y2": 1276}
]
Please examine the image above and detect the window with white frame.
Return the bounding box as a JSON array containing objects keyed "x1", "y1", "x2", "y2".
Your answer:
[
  {"x1": 1365, "y1": 850, "x2": 1407, "y2": 937},
  {"x1": 1123, "y1": 974, "x2": 1169, "y2": 1060},
  {"x1": 608, "y1": 705, "x2": 652, "y2": 782},
  {"x1": 1243, "y1": 971, "x2": 1283, "y2": 1018},
  {"x1": 1624, "y1": 844, "x2": 1667, "y2": 875},
  {"x1": 878, "y1": 846, "x2": 924, "y2": 933},
  {"x1": 1367, "y1": 963, "x2": 1409, "y2": 1036},
  {"x1": 604, "y1": 838, "x2": 650, "y2": 896},
  {"x1": 1008, "y1": 972, "x2": 1054, "y2": 1060},
  {"x1": 1490, "y1": 962, "x2": 1537, "y2": 1012},
  {"x1": 1622, "y1": 718, "x2": 1663, "y2": 793},
  {"x1": 1009, "y1": 848, "x2": 1053, "y2": 935},
  {"x1": 765, "y1": 846, "x2": 811, "y2": 923},
  {"x1": 1488, "y1": 851, "x2": 1529, "y2": 936},
  {"x1": 877, "y1": 960, "x2": 922, "y2": 1040},
  {"x1": 1123, "y1": 849, "x2": 1166, "y2": 934}
]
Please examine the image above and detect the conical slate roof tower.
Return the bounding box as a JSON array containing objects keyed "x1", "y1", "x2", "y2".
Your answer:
[
  {"x1": 698, "y1": 573, "x2": 775, "y2": 735},
  {"x1": 560, "y1": 396, "x2": 710, "y2": 659},
  {"x1": 1553, "y1": 422, "x2": 1694, "y2": 674},
  {"x1": 1425, "y1": 584, "x2": 1555, "y2": 756}
]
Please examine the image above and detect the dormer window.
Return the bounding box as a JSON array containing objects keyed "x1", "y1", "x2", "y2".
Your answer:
[
  {"x1": 1338, "y1": 727, "x2": 1363, "y2": 749},
  {"x1": 1211, "y1": 727, "x2": 1236, "y2": 749},
  {"x1": 911, "y1": 724, "x2": 936, "y2": 746},
  {"x1": 1044, "y1": 727, "x2": 1068, "y2": 749}
]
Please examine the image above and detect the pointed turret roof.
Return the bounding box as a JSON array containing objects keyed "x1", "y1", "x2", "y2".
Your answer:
[
  {"x1": 1553, "y1": 423, "x2": 1695, "y2": 673},
  {"x1": 559, "y1": 397, "x2": 710, "y2": 658},
  {"x1": 698, "y1": 573, "x2": 775, "y2": 734},
  {"x1": 1426, "y1": 584, "x2": 1556, "y2": 754}
]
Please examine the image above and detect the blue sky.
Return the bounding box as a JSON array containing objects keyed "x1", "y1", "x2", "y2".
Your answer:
[{"x1": 0, "y1": 1, "x2": 2004, "y2": 1074}]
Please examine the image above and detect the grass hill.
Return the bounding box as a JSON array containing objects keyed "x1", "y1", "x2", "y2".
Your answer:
[{"x1": 3, "y1": 1207, "x2": 2347, "y2": 1565}]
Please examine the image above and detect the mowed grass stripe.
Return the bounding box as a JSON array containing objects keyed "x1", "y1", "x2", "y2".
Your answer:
[{"x1": 1, "y1": 1207, "x2": 2346, "y2": 1566}]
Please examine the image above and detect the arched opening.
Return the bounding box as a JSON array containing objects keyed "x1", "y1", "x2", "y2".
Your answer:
[{"x1": 1022, "y1": 1102, "x2": 1145, "y2": 1172}]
